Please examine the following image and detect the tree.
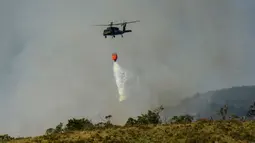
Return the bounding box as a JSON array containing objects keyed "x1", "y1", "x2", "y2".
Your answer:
[
  {"x1": 105, "y1": 115, "x2": 112, "y2": 123},
  {"x1": 125, "y1": 117, "x2": 137, "y2": 126},
  {"x1": 136, "y1": 113, "x2": 149, "y2": 125},
  {"x1": 224, "y1": 104, "x2": 228, "y2": 115},
  {"x1": 247, "y1": 101, "x2": 255, "y2": 118},
  {"x1": 104, "y1": 115, "x2": 113, "y2": 128},
  {"x1": 65, "y1": 118, "x2": 94, "y2": 131},
  {"x1": 184, "y1": 115, "x2": 194, "y2": 123},
  {"x1": 219, "y1": 104, "x2": 228, "y2": 120},
  {"x1": 0, "y1": 134, "x2": 14, "y2": 141},
  {"x1": 153, "y1": 105, "x2": 164, "y2": 114},
  {"x1": 137, "y1": 106, "x2": 164, "y2": 124},
  {"x1": 54, "y1": 122, "x2": 63, "y2": 133},
  {"x1": 125, "y1": 105, "x2": 164, "y2": 125},
  {"x1": 45, "y1": 128, "x2": 55, "y2": 135},
  {"x1": 170, "y1": 115, "x2": 193, "y2": 123},
  {"x1": 94, "y1": 122, "x2": 106, "y2": 128}
]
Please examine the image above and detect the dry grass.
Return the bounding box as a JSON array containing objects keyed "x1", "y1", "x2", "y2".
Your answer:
[{"x1": 7, "y1": 120, "x2": 255, "y2": 143}]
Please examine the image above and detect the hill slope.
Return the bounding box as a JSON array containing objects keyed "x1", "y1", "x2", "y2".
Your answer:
[
  {"x1": 164, "y1": 85, "x2": 255, "y2": 119},
  {"x1": 7, "y1": 121, "x2": 255, "y2": 143}
]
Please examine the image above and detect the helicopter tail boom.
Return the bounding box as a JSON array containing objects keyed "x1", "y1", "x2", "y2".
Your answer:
[
  {"x1": 123, "y1": 30, "x2": 132, "y2": 33},
  {"x1": 122, "y1": 23, "x2": 132, "y2": 33}
]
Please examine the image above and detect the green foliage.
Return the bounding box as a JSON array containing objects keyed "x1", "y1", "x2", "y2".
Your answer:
[
  {"x1": 45, "y1": 128, "x2": 54, "y2": 135},
  {"x1": 65, "y1": 118, "x2": 94, "y2": 131},
  {"x1": 53, "y1": 122, "x2": 64, "y2": 134},
  {"x1": 105, "y1": 115, "x2": 112, "y2": 120},
  {"x1": 102, "y1": 115, "x2": 114, "y2": 128},
  {"x1": 125, "y1": 105, "x2": 164, "y2": 126},
  {"x1": 170, "y1": 114, "x2": 194, "y2": 123},
  {"x1": 45, "y1": 119, "x2": 94, "y2": 135},
  {"x1": 0, "y1": 134, "x2": 14, "y2": 141},
  {"x1": 126, "y1": 117, "x2": 137, "y2": 126},
  {"x1": 219, "y1": 104, "x2": 228, "y2": 120},
  {"x1": 247, "y1": 101, "x2": 255, "y2": 117}
]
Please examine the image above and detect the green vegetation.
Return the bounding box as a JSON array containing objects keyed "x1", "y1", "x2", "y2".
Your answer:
[
  {"x1": 4, "y1": 102, "x2": 255, "y2": 143},
  {"x1": 247, "y1": 101, "x2": 255, "y2": 117},
  {"x1": 7, "y1": 120, "x2": 255, "y2": 143}
]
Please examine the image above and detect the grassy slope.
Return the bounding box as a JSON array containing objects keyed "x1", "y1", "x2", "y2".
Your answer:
[{"x1": 8, "y1": 120, "x2": 255, "y2": 143}]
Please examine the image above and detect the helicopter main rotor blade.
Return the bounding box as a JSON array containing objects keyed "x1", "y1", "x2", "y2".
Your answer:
[
  {"x1": 93, "y1": 20, "x2": 140, "y2": 26},
  {"x1": 124, "y1": 20, "x2": 140, "y2": 24},
  {"x1": 93, "y1": 22, "x2": 115, "y2": 26},
  {"x1": 110, "y1": 20, "x2": 140, "y2": 26},
  {"x1": 93, "y1": 24, "x2": 110, "y2": 26},
  {"x1": 110, "y1": 23, "x2": 123, "y2": 26}
]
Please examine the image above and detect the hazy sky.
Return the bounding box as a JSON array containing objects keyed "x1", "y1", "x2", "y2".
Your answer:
[{"x1": 0, "y1": 0, "x2": 255, "y2": 137}]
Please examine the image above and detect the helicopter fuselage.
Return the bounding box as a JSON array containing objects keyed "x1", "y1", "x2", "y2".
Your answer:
[
  {"x1": 103, "y1": 27, "x2": 131, "y2": 38},
  {"x1": 94, "y1": 20, "x2": 139, "y2": 38}
]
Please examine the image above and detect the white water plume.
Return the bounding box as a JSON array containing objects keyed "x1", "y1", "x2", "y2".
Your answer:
[{"x1": 113, "y1": 62, "x2": 129, "y2": 102}]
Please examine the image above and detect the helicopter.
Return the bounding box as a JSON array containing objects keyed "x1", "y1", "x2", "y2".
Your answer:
[{"x1": 94, "y1": 20, "x2": 140, "y2": 38}]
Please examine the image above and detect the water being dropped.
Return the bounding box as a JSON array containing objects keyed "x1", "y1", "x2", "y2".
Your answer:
[{"x1": 113, "y1": 62, "x2": 128, "y2": 102}]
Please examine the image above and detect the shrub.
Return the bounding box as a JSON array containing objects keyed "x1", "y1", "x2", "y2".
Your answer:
[
  {"x1": 125, "y1": 105, "x2": 164, "y2": 126},
  {"x1": 170, "y1": 115, "x2": 194, "y2": 124},
  {"x1": 65, "y1": 118, "x2": 94, "y2": 131}
]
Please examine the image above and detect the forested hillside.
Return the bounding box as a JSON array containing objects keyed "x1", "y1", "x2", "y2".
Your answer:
[{"x1": 164, "y1": 86, "x2": 255, "y2": 119}]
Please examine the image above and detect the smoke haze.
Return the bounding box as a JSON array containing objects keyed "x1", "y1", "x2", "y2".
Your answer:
[{"x1": 0, "y1": 0, "x2": 255, "y2": 137}]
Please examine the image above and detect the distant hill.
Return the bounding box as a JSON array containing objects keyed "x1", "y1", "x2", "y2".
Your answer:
[{"x1": 163, "y1": 85, "x2": 255, "y2": 119}]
